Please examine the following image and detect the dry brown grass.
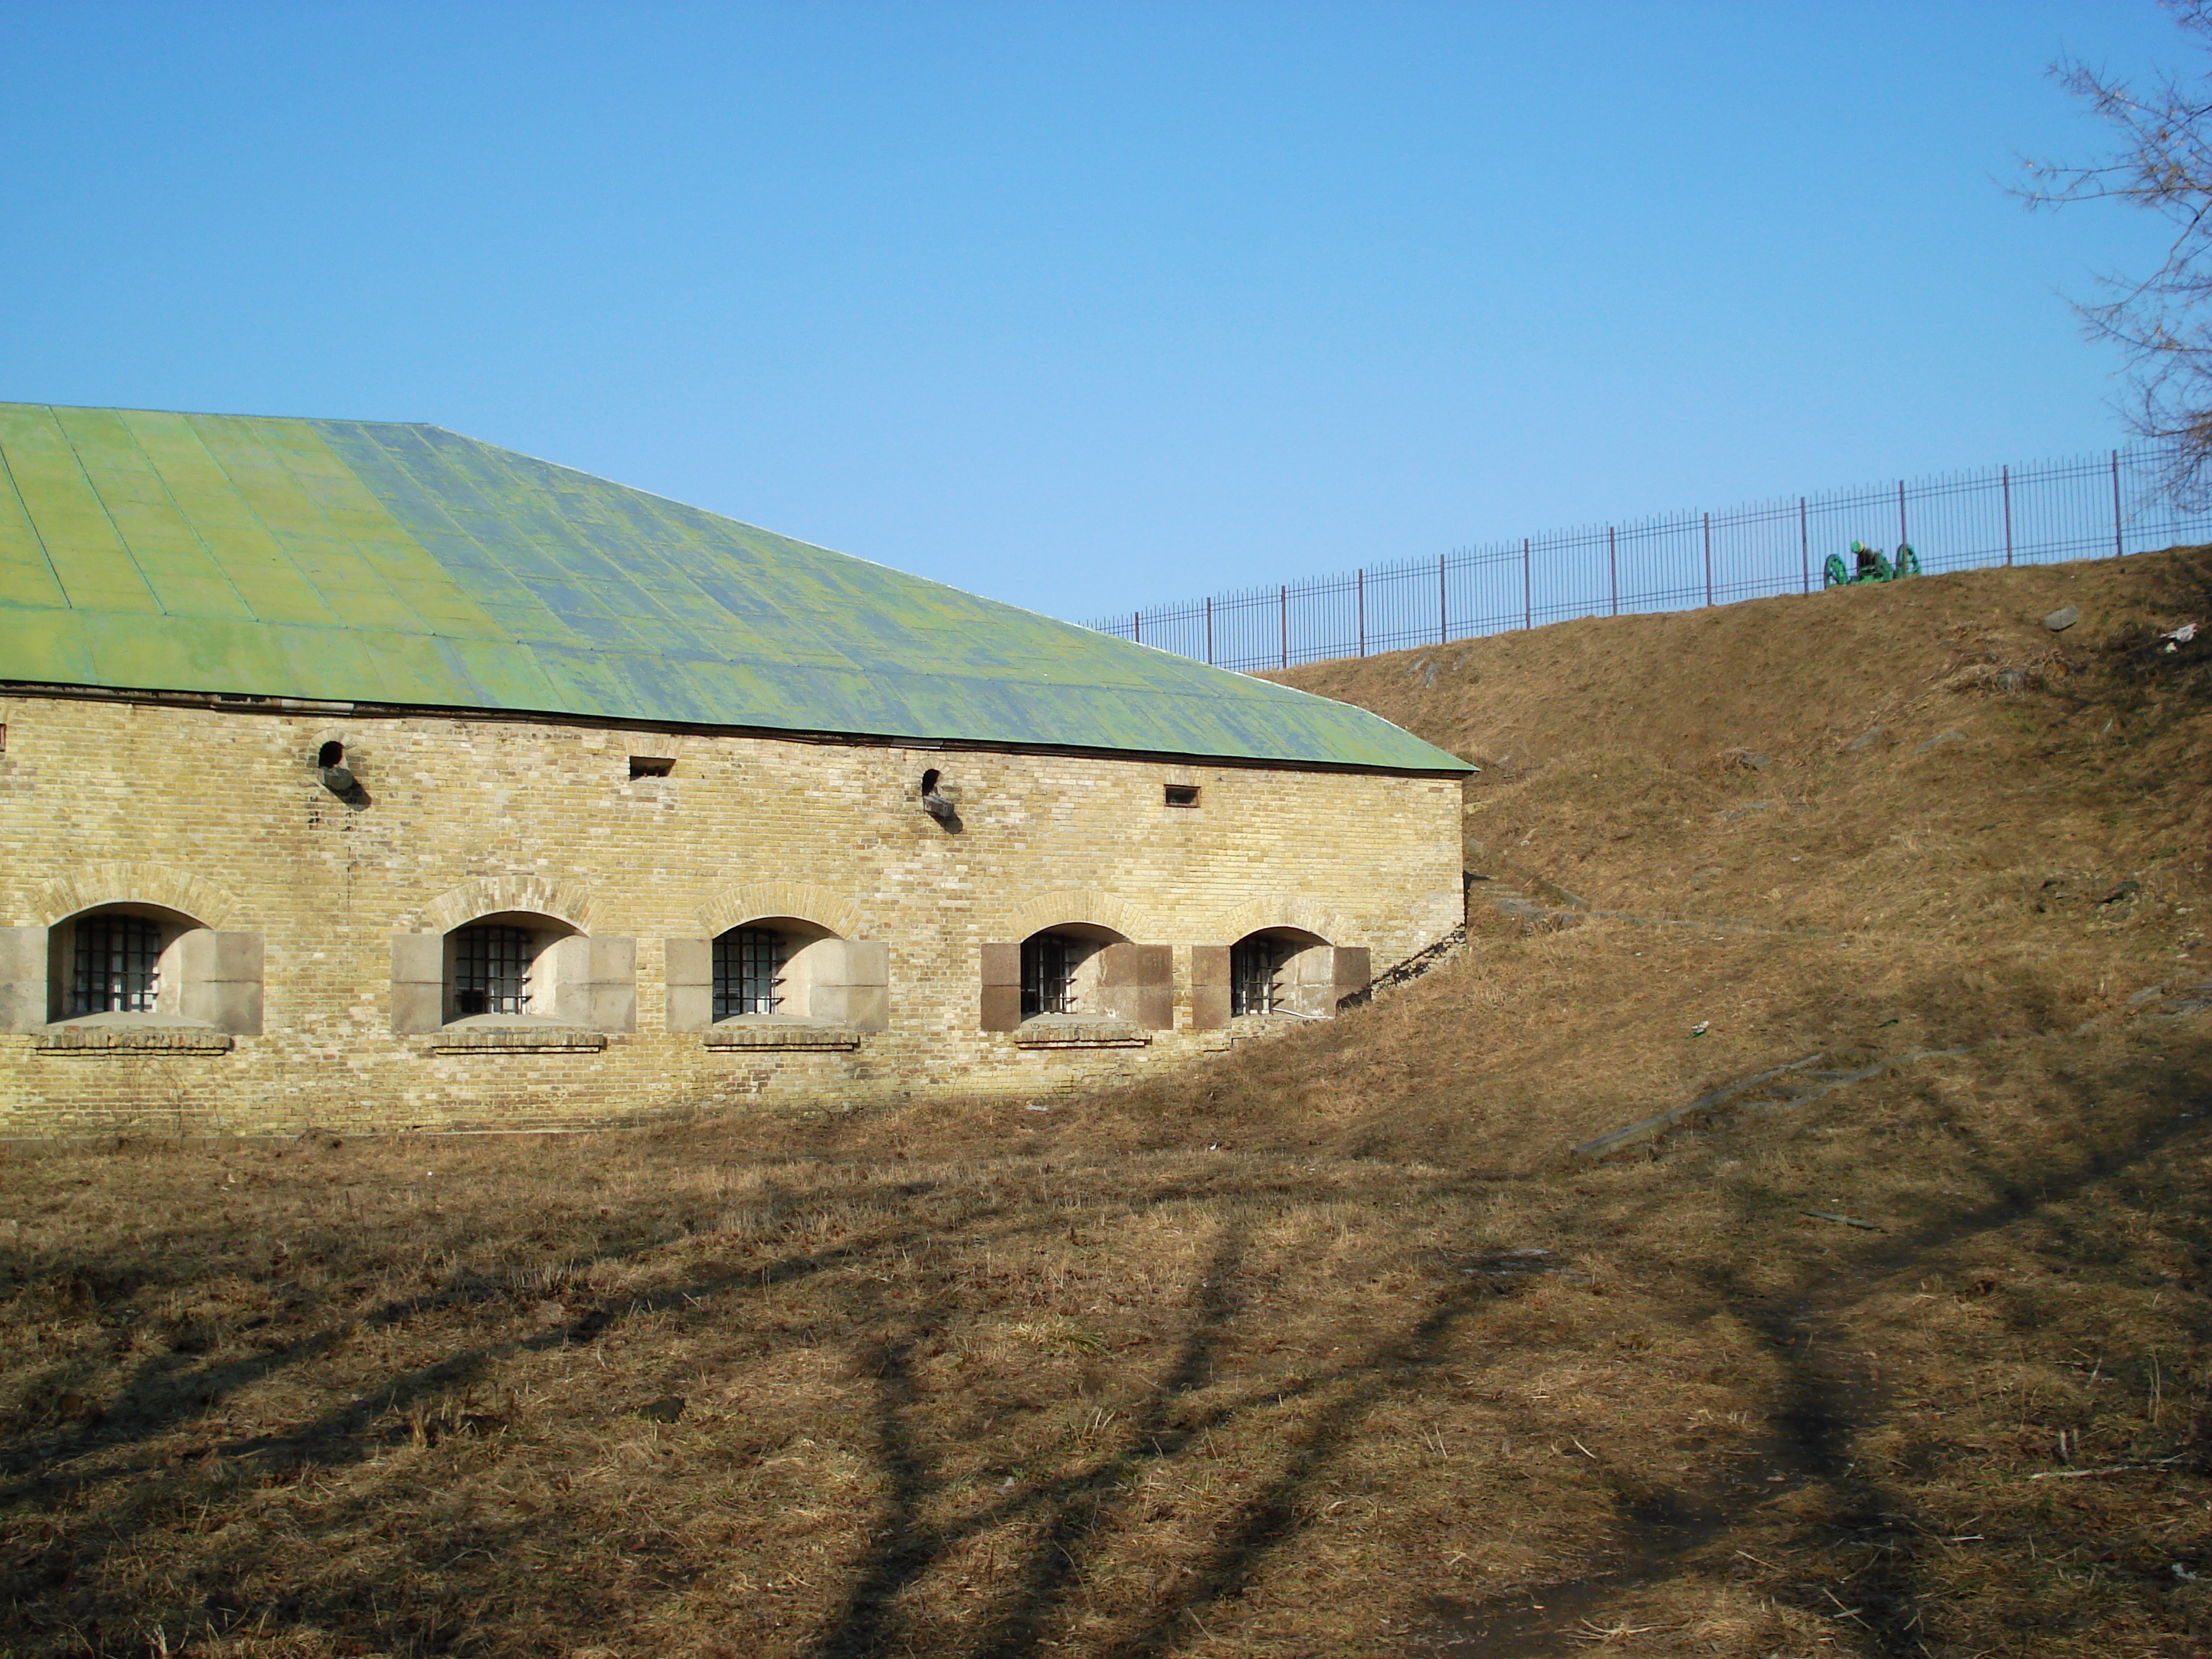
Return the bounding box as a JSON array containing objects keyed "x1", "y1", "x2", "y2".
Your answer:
[{"x1": 2, "y1": 550, "x2": 2208, "y2": 1657}]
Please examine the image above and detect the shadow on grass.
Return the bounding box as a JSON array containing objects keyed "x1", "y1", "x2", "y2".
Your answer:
[
  {"x1": 816, "y1": 1219, "x2": 1551, "y2": 1659},
  {"x1": 1416, "y1": 1025, "x2": 2212, "y2": 1658},
  {"x1": 0, "y1": 1154, "x2": 1521, "y2": 1654},
  {"x1": 3, "y1": 1022, "x2": 2208, "y2": 1658}
]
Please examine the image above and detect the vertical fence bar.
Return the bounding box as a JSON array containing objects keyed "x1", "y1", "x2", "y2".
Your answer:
[
  {"x1": 2113, "y1": 449, "x2": 2124, "y2": 557},
  {"x1": 1607, "y1": 526, "x2": 1618, "y2": 616},
  {"x1": 1204, "y1": 596, "x2": 1213, "y2": 664},
  {"x1": 1279, "y1": 585, "x2": 1287, "y2": 669},
  {"x1": 1132, "y1": 611, "x2": 1141, "y2": 644},
  {"x1": 1799, "y1": 497, "x2": 1809, "y2": 592},
  {"x1": 1521, "y1": 539, "x2": 1532, "y2": 629},
  {"x1": 1897, "y1": 479, "x2": 1907, "y2": 551},
  {"x1": 1438, "y1": 553, "x2": 1447, "y2": 644},
  {"x1": 1701, "y1": 513, "x2": 1712, "y2": 607},
  {"x1": 1357, "y1": 569, "x2": 1366, "y2": 657},
  {"x1": 2002, "y1": 465, "x2": 2014, "y2": 566}
]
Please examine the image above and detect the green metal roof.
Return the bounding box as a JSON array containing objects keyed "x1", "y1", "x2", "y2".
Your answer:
[{"x1": 0, "y1": 404, "x2": 1468, "y2": 773}]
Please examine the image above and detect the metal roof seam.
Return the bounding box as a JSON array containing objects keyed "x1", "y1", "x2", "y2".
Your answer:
[
  {"x1": 113, "y1": 413, "x2": 261, "y2": 624},
  {"x1": 176, "y1": 413, "x2": 337, "y2": 628},
  {"x1": 0, "y1": 432, "x2": 66, "y2": 603},
  {"x1": 42, "y1": 407, "x2": 163, "y2": 615}
]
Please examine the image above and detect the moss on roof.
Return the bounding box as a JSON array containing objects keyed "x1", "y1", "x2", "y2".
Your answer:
[{"x1": 0, "y1": 404, "x2": 1468, "y2": 773}]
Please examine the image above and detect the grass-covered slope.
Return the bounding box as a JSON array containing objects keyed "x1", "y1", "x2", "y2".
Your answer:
[{"x1": 0, "y1": 551, "x2": 2206, "y2": 1658}]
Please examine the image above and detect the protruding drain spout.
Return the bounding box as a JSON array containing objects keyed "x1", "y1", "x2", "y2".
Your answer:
[{"x1": 920, "y1": 768, "x2": 960, "y2": 828}]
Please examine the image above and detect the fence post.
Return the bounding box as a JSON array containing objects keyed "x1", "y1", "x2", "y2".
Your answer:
[
  {"x1": 2112, "y1": 449, "x2": 2124, "y2": 557},
  {"x1": 1701, "y1": 513, "x2": 1712, "y2": 607},
  {"x1": 1897, "y1": 479, "x2": 1907, "y2": 552},
  {"x1": 1357, "y1": 569, "x2": 1366, "y2": 657},
  {"x1": 1607, "y1": 526, "x2": 1618, "y2": 616},
  {"x1": 1133, "y1": 611, "x2": 1141, "y2": 644},
  {"x1": 1438, "y1": 553, "x2": 1447, "y2": 644},
  {"x1": 1799, "y1": 497, "x2": 1809, "y2": 593},
  {"x1": 1204, "y1": 595, "x2": 1213, "y2": 665},
  {"x1": 1521, "y1": 538, "x2": 1532, "y2": 629},
  {"x1": 2002, "y1": 465, "x2": 2013, "y2": 567},
  {"x1": 1279, "y1": 585, "x2": 1287, "y2": 669}
]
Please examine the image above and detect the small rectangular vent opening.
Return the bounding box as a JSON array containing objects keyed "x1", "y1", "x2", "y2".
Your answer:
[
  {"x1": 629, "y1": 756, "x2": 675, "y2": 778},
  {"x1": 1164, "y1": 784, "x2": 1200, "y2": 808}
]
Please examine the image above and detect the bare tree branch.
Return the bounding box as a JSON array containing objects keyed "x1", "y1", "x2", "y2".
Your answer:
[{"x1": 2019, "y1": 1, "x2": 2212, "y2": 505}]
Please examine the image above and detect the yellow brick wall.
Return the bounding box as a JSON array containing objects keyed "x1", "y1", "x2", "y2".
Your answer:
[{"x1": 0, "y1": 693, "x2": 1464, "y2": 1136}]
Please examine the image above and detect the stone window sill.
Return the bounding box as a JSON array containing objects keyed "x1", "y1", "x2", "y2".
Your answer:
[
  {"x1": 36, "y1": 1021, "x2": 235, "y2": 1056},
  {"x1": 703, "y1": 1021, "x2": 862, "y2": 1051},
  {"x1": 1012, "y1": 1018, "x2": 1151, "y2": 1049},
  {"x1": 429, "y1": 1023, "x2": 608, "y2": 1054}
]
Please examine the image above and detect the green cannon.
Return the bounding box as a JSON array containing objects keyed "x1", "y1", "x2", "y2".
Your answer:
[{"x1": 1823, "y1": 541, "x2": 1921, "y2": 588}]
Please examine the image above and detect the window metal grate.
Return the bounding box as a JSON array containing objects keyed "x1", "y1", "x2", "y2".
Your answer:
[
  {"x1": 714, "y1": 927, "x2": 785, "y2": 1017},
  {"x1": 71, "y1": 914, "x2": 163, "y2": 1015},
  {"x1": 1021, "y1": 933, "x2": 1079, "y2": 1018},
  {"x1": 453, "y1": 925, "x2": 534, "y2": 1017},
  {"x1": 1230, "y1": 938, "x2": 1283, "y2": 1017}
]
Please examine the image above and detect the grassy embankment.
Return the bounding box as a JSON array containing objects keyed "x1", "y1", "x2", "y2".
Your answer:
[{"x1": 1, "y1": 549, "x2": 2208, "y2": 1658}]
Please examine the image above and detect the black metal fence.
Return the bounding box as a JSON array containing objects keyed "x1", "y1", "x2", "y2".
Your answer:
[{"x1": 1082, "y1": 447, "x2": 2212, "y2": 670}]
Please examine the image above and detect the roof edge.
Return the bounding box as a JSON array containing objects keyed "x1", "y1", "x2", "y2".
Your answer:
[{"x1": 0, "y1": 679, "x2": 1477, "y2": 778}]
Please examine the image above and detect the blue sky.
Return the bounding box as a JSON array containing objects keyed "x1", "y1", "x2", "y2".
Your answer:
[{"x1": 0, "y1": 2, "x2": 2192, "y2": 621}]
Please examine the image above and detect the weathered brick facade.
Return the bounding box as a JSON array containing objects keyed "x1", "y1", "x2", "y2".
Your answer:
[
  {"x1": 0, "y1": 690, "x2": 1464, "y2": 1136},
  {"x1": 0, "y1": 404, "x2": 1470, "y2": 1136}
]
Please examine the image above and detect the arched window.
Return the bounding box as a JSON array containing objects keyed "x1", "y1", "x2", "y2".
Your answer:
[
  {"x1": 390, "y1": 914, "x2": 635, "y2": 1037},
  {"x1": 714, "y1": 925, "x2": 790, "y2": 1018},
  {"x1": 709, "y1": 917, "x2": 837, "y2": 1022},
  {"x1": 1227, "y1": 928, "x2": 1333, "y2": 1019},
  {"x1": 1018, "y1": 925, "x2": 1123, "y2": 1020},
  {"x1": 31, "y1": 904, "x2": 264, "y2": 1036},
  {"x1": 451, "y1": 922, "x2": 539, "y2": 1017},
  {"x1": 979, "y1": 925, "x2": 1171, "y2": 1033},
  {"x1": 665, "y1": 920, "x2": 887, "y2": 1036},
  {"x1": 1021, "y1": 931, "x2": 1077, "y2": 1017},
  {"x1": 71, "y1": 911, "x2": 166, "y2": 1015},
  {"x1": 1229, "y1": 934, "x2": 1283, "y2": 1017},
  {"x1": 442, "y1": 913, "x2": 576, "y2": 1023}
]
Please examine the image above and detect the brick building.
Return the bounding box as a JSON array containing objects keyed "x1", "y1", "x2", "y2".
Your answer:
[{"x1": 0, "y1": 404, "x2": 1467, "y2": 1136}]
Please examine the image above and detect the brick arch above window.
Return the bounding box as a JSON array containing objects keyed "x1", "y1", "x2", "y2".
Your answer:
[
  {"x1": 416, "y1": 876, "x2": 593, "y2": 937},
  {"x1": 999, "y1": 889, "x2": 1159, "y2": 943},
  {"x1": 1211, "y1": 895, "x2": 1357, "y2": 948},
  {"x1": 696, "y1": 882, "x2": 865, "y2": 943},
  {"x1": 31, "y1": 864, "x2": 243, "y2": 931}
]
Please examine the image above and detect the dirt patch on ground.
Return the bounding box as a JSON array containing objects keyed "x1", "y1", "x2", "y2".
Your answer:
[{"x1": 0, "y1": 550, "x2": 2207, "y2": 1656}]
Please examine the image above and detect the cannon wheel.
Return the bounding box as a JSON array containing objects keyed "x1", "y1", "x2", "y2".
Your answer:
[
  {"x1": 1822, "y1": 552, "x2": 1851, "y2": 588},
  {"x1": 1893, "y1": 543, "x2": 1920, "y2": 577}
]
